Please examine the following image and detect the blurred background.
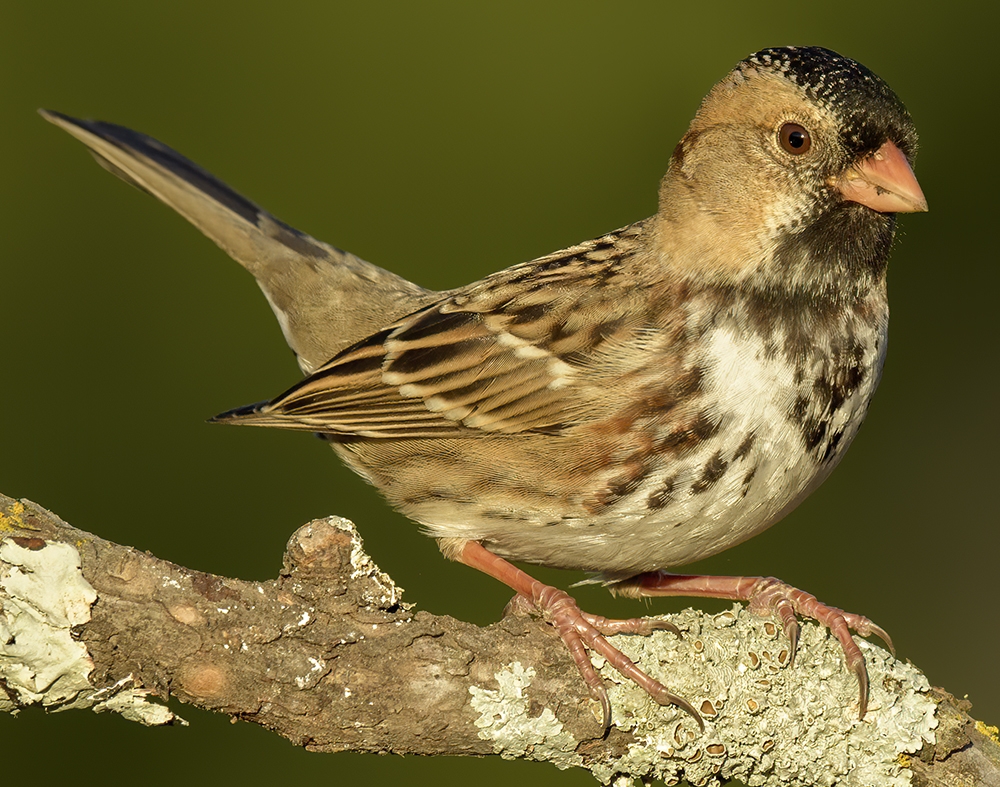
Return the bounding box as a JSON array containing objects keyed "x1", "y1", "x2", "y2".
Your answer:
[{"x1": 3, "y1": 2, "x2": 996, "y2": 785}]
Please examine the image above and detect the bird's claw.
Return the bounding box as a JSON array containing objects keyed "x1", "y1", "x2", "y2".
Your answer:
[
  {"x1": 746, "y1": 576, "x2": 891, "y2": 718},
  {"x1": 522, "y1": 586, "x2": 702, "y2": 733},
  {"x1": 580, "y1": 610, "x2": 682, "y2": 638}
]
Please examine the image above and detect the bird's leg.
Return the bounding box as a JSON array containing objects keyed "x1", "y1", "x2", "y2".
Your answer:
[
  {"x1": 458, "y1": 541, "x2": 702, "y2": 732},
  {"x1": 616, "y1": 572, "x2": 893, "y2": 718}
]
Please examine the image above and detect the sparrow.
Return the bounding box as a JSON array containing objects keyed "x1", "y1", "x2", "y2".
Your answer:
[{"x1": 41, "y1": 45, "x2": 927, "y2": 731}]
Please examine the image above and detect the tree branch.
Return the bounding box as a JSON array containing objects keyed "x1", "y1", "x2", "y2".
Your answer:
[{"x1": 1, "y1": 493, "x2": 995, "y2": 785}]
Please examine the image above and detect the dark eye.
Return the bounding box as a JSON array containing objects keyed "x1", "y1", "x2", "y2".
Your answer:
[{"x1": 779, "y1": 123, "x2": 811, "y2": 154}]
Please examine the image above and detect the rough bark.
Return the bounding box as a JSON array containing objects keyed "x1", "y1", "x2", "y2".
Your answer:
[{"x1": 1, "y1": 492, "x2": 996, "y2": 786}]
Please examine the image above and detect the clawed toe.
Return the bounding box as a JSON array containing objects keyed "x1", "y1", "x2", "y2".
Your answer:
[
  {"x1": 752, "y1": 579, "x2": 891, "y2": 718},
  {"x1": 461, "y1": 542, "x2": 703, "y2": 732},
  {"x1": 842, "y1": 612, "x2": 895, "y2": 656},
  {"x1": 536, "y1": 584, "x2": 702, "y2": 732},
  {"x1": 742, "y1": 577, "x2": 890, "y2": 719},
  {"x1": 581, "y1": 610, "x2": 681, "y2": 637},
  {"x1": 631, "y1": 572, "x2": 893, "y2": 720}
]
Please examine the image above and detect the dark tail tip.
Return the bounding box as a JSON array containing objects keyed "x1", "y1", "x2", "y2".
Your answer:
[{"x1": 209, "y1": 401, "x2": 270, "y2": 424}]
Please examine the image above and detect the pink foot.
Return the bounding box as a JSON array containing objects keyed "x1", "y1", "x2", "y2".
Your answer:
[
  {"x1": 461, "y1": 542, "x2": 702, "y2": 731},
  {"x1": 621, "y1": 573, "x2": 893, "y2": 718}
]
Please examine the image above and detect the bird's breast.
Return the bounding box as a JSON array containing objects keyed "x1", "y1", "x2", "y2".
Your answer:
[{"x1": 575, "y1": 296, "x2": 889, "y2": 574}]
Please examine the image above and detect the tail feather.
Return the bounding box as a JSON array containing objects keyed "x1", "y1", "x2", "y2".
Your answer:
[
  {"x1": 41, "y1": 109, "x2": 435, "y2": 373},
  {"x1": 209, "y1": 401, "x2": 333, "y2": 433},
  {"x1": 209, "y1": 401, "x2": 269, "y2": 424},
  {"x1": 208, "y1": 401, "x2": 310, "y2": 431},
  {"x1": 39, "y1": 109, "x2": 326, "y2": 275}
]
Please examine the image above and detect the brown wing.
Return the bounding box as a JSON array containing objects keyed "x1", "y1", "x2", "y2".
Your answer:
[{"x1": 214, "y1": 222, "x2": 658, "y2": 438}]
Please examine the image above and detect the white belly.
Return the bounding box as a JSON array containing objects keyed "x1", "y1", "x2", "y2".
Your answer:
[{"x1": 597, "y1": 318, "x2": 887, "y2": 573}]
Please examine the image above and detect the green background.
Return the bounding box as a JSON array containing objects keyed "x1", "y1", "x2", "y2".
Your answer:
[{"x1": 3, "y1": 2, "x2": 996, "y2": 785}]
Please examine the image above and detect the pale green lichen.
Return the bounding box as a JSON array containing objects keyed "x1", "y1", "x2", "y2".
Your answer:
[
  {"x1": 0, "y1": 537, "x2": 180, "y2": 724},
  {"x1": 0, "y1": 538, "x2": 97, "y2": 710},
  {"x1": 588, "y1": 605, "x2": 937, "y2": 786},
  {"x1": 469, "y1": 662, "x2": 583, "y2": 770},
  {"x1": 93, "y1": 681, "x2": 186, "y2": 726}
]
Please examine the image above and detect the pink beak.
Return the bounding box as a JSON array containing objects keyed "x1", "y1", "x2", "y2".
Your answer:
[{"x1": 830, "y1": 140, "x2": 928, "y2": 214}]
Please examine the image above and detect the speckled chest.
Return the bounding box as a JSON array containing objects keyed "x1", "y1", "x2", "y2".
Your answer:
[{"x1": 602, "y1": 295, "x2": 889, "y2": 572}]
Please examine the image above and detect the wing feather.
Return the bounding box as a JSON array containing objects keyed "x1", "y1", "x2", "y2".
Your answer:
[{"x1": 215, "y1": 222, "x2": 655, "y2": 438}]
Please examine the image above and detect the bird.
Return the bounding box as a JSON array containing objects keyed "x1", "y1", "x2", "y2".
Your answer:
[{"x1": 41, "y1": 45, "x2": 927, "y2": 732}]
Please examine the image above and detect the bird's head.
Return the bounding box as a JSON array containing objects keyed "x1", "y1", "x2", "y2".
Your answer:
[{"x1": 657, "y1": 46, "x2": 926, "y2": 300}]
